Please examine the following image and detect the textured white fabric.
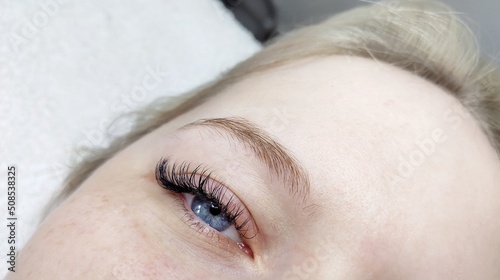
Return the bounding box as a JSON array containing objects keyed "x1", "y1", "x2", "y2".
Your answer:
[{"x1": 0, "y1": 0, "x2": 260, "y2": 273}]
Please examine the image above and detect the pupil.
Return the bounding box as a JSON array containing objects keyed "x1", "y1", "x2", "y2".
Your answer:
[{"x1": 210, "y1": 203, "x2": 221, "y2": 216}]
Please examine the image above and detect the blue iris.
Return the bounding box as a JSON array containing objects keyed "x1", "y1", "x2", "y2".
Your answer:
[{"x1": 191, "y1": 195, "x2": 231, "y2": 232}]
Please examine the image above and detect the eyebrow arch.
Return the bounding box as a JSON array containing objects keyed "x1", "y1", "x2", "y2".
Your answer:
[{"x1": 182, "y1": 117, "x2": 311, "y2": 203}]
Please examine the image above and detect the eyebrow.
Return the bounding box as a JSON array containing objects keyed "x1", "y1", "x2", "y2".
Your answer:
[{"x1": 182, "y1": 117, "x2": 311, "y2": 203}]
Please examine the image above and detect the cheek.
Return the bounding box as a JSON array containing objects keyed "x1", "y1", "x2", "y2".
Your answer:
[
  {"x1": 15, "y1": 194, "x2": 184, "y2": 279},
  {"x1": 110, "y1": 254, "x2": 179, "y2": 279}
]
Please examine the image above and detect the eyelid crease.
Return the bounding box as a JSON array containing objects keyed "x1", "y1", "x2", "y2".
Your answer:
[{"x1": 181, "y1": 117, "x2": 311, "y2": 204}]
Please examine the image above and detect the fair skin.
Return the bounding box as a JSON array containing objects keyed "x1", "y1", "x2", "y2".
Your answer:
[{"x1": 11, "y1": 56, "x2": 500, "y2": 279}]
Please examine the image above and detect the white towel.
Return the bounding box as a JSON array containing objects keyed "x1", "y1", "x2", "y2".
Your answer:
[{"x1": 0, "y1": 0, "x2": 260, "y2": 274}]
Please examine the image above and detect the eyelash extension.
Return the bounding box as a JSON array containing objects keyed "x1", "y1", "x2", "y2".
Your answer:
[{"x1": 155, "y1": 158, "x2": 252, "y2": 234}]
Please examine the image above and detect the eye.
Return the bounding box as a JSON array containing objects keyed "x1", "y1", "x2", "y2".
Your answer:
[
  {"x1": 191, "y1": 194, "x2": 231, "y2": 231},
  {"x1": 184, "y1": 193, "x2": 243, "y2": 243},
  {"x1": 155, "y1": 158, "x2": 257, "y2": 256}
]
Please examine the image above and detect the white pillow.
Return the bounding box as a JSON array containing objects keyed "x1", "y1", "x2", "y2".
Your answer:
[{"x1": 0, "y1": 0, "x2": 261, "y2": 270}]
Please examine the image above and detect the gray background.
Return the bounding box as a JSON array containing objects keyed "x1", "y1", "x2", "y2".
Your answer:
[{"x1": 274, "y1": 0, "x2": 500, "y2": 63}]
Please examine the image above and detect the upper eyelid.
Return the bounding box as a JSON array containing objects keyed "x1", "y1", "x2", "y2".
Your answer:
[{"x1": 181, "y1": 117, "x2": 311, "y2": 202}]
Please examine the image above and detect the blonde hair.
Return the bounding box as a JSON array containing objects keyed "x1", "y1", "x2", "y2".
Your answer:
[{"x1": 44, "y1": 0, "x2": 500, "y2": 217}]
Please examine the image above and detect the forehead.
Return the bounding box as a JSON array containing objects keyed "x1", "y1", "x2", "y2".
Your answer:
[{"x1": 196, "y1": 55, "x2": 498, "y2": 193}]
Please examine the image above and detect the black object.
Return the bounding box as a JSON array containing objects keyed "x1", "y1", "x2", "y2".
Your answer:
[{"x1": 220, "y1": 0, "x2": 278, "y2": 42}]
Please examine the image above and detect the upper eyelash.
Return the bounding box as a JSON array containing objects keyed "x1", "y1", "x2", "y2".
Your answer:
[{"x1": 155, "y1": 158, "x2": 251, "y2": 232}]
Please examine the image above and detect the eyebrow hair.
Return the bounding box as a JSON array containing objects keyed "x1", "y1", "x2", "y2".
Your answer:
[{"x1": 183, "y1": 117, "x2": 311, "y2": 202}]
